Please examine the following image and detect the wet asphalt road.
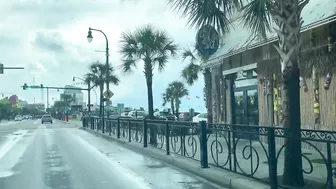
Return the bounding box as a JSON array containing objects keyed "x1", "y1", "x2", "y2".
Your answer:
[{"x1": 0, "y1": 120, "x2": 223, "y2": 189}]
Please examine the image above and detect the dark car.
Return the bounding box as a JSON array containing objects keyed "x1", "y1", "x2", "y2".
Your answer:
[
  {"x1": 41, "y1": 115, "x2": 53, "y2": 124},
  {"x1": 154, "y1": 111, "x2": 176, "y2": 121}
]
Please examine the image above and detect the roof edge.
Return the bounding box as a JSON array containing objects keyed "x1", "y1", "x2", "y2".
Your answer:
[{"x1": 204, "y1": 14, "x2": 336, "y2": 69}]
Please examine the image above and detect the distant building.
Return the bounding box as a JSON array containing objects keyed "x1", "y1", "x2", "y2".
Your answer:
[
  {"x1": 18, "y1": 100, "x2": 28, "y2": 107},
  {"x1": 26, "y1": 103, "x2": 45, "y2": 111},
  {"x1": 61, "y1": 85, "x2": 84, "y2": 106}
]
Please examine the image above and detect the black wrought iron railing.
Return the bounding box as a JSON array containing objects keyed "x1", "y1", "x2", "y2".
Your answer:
[{"x1": 82, "y1": 116, "x2": 336, "y2": 189}]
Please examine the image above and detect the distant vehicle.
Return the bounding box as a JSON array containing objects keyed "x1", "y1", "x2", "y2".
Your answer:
[
  {"x1": 22, "y1": 115, "x2": 30, "y2": 120},
  {"x1": 179, "y1": 112, "x2": 200, "y2": 121},
  {"x1": 14, "y1": 115, "x2": 22, "y2": 122},
  {"x1": 41, "y1": 115, "x2": 53, "y2": 124},
  {"x1": 154, "y1": 111, "x2": 176, "y2": 121},
  {"x1": 192, "y1": 113, "x2": 207, "y2": 123},
  {"x1": 128, "y1": 111, "x2": 147, "y2": 119}
]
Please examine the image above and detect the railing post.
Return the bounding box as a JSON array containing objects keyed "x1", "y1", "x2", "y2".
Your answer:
[
  {"x1": 200, "y1": 121, "x2": 209, "y2": 168},
  {"x1": 109, "y1": 119, "x2": 112, "y2": 136},
  {"x1": 327, "y1": 142, "x2": 333, "y2": 189},
  {"x1": 165, "y1": 121, "x2": 170, "y2": 155},
  {"x1": 267, "y1": 127, "x2": 278, "y2": 189},
  {"x1": 128, "y1": 120, "x2": 131, "y2": 142},
  {"x1": 82, "y1": 116, "x2": 85, "y2": 129},
  {"x1": 117, "y1": 118, "x2": 120, "y2": 138},
  {"x1": 102, "y1": 117, "x2": 105, "y2": 134},
  {"x1": 143, "y1": 119, "x2": 148, "y2": 148}
]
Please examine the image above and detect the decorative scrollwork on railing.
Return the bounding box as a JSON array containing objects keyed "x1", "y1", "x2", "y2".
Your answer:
[
  {"x1": 183, "y1": 135, "x2": 198, "y2": 159},
  {"x1": 276, "y1": 140, "x2": 330, "y2": 188},
  {"x1": 170, "y1": 135, "x2": 182, "y2": 154},
  {"x1": 210, "y1": 133, "x2": 230, "y2": 168},
  {"x1": 301, "y1": 130, "x2": 336, "y2": 142},
  {"x1": 130, "y1": 123, "x2": 142, "y2": 143},
  {"x1": 233, "y1": 138, "x2": 269, "y2": 177}
]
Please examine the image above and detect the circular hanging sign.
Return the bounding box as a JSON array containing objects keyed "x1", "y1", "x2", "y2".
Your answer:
[{"x1": 195, "y1": 25, "x2": 219, "y2": 56}]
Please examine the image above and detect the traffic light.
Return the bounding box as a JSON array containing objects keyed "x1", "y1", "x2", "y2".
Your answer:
[
  {"x1": 23, "y1": 83, "x2": 28, "y2": 90},
  {"x1": 0, "y1": 63, "x2": 3, "y2": 74},
  {"x1": 40, "y1": 84, "x2": 44, "y2": 91}
]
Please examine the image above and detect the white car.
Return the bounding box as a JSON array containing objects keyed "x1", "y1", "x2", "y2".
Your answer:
[
  {"x1": 128, "y1": 110, "x2": 147, "y2": 119},
  {"x1": 192, "y1": 113, "x2": 207, "y2": 122},
  {"x1": 14, "y1": 115, "x2": 22, "y2": 122}
]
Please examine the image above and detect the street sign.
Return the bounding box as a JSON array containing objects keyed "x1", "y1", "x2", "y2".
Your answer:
[
  {"x1": 103, "y1": 89, "x2": 114, "y2": 99},
  {"x1": 30, "y1": 85, "x2": 40, "y2": 89}
]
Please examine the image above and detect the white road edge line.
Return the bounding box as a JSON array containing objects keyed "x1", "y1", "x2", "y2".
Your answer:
[{"x1": 0, "y1": 130, "x2": 29, "y2": 161}]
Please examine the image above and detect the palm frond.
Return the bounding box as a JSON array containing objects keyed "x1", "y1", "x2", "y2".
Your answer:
[
  {"x1": 240, "y1": 0, "x2": 273, "y2": 39},
  {"x1": 181, "y1": 63, "x2": 202, "y2": 85},
  {"x1": 121, "y1": 58, "x2": 137, "y2": 73},
  {"x1": 168, "y1": 81, "x2": 189, "y2": 98},
  {"x1": 119, "y1": 31, "x2": 138, "y2": 59},
  {"x1": 167, "y1": 0, "x2": 241, "y2": 35},
  {"x1": 105, "y1": 74, "x2": 120, "y2": 86},
  {"x1": 182, "y1": 48, "x2": 197, "y2": 62}
]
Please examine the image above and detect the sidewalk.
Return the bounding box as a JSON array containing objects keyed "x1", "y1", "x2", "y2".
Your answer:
[
  {"x1": 81, "y1": 127, "x2": 269, "y2": 189},
  {"x1": 59, "y1": 119, "x2": 82, "y2": 126}
]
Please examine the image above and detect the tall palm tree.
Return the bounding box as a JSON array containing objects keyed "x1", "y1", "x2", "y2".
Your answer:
[
  {"x1": 119, "y1": 24, "x2": 178, "y2": 119},
  {"x1": 168, "y1": 81, "x2": 189, "y2": 120},
  {"x1": 168, "y1": 0, "x2": 308, "y2": 186},
  {"x1": 85, "y1": 61, "x2": 119, "y2": 116},
  {"x1": 181, "y1": 48, "x2": 212, "y2": 123},
  {"x1": 162, "y1": 87, "x2": 175, "y2": 115}
]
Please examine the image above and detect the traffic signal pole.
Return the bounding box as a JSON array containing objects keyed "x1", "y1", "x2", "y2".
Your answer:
[
  {"x1": 22, "y1": 84, "x2": 93, "y2": 113},
  {"x1": 47, "y1": 88, "x2": 49, "y2": 109}
]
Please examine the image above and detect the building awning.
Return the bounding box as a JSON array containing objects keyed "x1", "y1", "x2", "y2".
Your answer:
[{"x1": 204, "y1": 0, "x2": 336, "y2": 68}]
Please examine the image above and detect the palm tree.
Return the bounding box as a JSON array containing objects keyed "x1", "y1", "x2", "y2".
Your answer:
[
  {"x1": 162, "y1": 87, "x2": 175, "y2": 115},
  {"x1": 168, "y1": 0, "x2": 308, "y2": 186},
  {"x1": 181, "y1": 48, "x2": 213, "y2": 123},
  {"x1": 168, "y1": 81, "x2": 189, "y2": 120},
  {"x1": 119, "y1": 24, "x2": 178, "y2": 119},
  {"x1": 84, "y1": 61, "x2": 119, "y2": 116}
]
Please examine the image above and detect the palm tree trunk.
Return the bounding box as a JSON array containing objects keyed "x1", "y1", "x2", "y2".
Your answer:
[
  {"x1": 145, "y1": 63, "x2": 156, "y2": 145},
  {"x1": 203, "y1": 68, "x2": 212, "y2": 123},
  {"x1": 175, "y1": 98, "x2": 179, "y2": 121},
  {"x1": 99, "y1": 85, "x2": 104, "y2": 117},
  {"x1": 273, "y1": 0, "x2": 308, "y2": 186},
  {"x1": 170, "y1": 100, "x2": 175, "y2": 115}
]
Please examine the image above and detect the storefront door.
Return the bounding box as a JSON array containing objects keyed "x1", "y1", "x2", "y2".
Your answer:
[{"x1": 233, "y1": 86, "x2": 259, "y2": 140}]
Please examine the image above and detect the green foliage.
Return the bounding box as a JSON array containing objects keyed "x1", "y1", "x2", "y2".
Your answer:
[
  {"x1": 163, "y1": 81, "x2": 189, "y2": 118},
  {"x1": 84, "y1": 61, "x2": 120, "y2": 116},
  {"x1": 119, "y1": 25, "x2": 178, "y2": 117}
]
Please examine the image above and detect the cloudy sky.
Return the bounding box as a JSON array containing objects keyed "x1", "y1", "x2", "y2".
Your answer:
[{"x1": 0, "y1": 0, "x2": 206, "y2": 112}]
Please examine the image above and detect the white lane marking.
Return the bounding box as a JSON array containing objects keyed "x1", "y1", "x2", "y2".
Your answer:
[
  {"x1": 0, "y1": 130, "x2": 30, "y2": 177},
  {"x1": 0, "y1": 121, "x2": 18, "y2": 126},
  {"x1": 72, "y1": 134, "x2": 152, "y2": 189},
  {"x1": 34, "y1": 120, "x2": 40, "y2": 125}
]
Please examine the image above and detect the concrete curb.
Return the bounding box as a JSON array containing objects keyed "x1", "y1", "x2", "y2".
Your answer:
[{"x1": 81, "y1": 127, "x2": 270, "y2": 189}]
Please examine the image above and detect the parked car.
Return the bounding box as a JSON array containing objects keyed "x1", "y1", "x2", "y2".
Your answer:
[
  {"x1": 41, "y1": 115, "x2": 53, "y2": 124},
  {"x1": 192, "y1": 113, "x2": 207, "y2": 122},
  {"x1": 14, "y1": 115, "x2": 22, "y2": 122},
  {"x1": 154, "y1": 111, "x2": 176, "y2": 121},
  {"x1": 128, "y1": 111, "x2": 147, "y2": 119},
  {"x1": 179, "y1": 112, "x2": 200, "y2": 121}
]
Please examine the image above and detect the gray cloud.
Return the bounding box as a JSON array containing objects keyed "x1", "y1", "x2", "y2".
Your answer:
[{"x1": 32, "y1": 32, "x2": 65, "y2": 52}]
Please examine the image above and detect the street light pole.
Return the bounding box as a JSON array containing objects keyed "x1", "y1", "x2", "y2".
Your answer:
[{"x1": 87, "y1": 27, "x2": 110, "y2": 104}]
